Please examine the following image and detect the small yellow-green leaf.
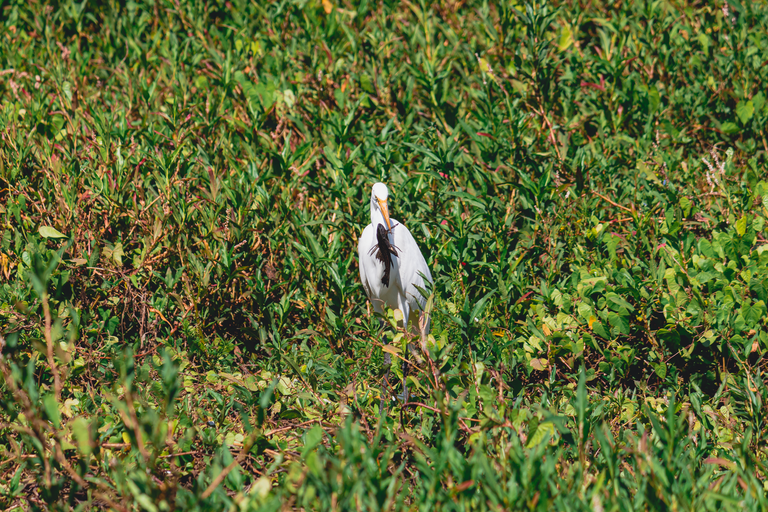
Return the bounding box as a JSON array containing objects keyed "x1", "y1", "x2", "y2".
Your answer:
[
  {"x1": 39, "y1": 226, "x2": 67, "y2": 239},
  {"x1": 477, "y1": 57, "x2": 490, "y2": 74},
  {"x1": 558, "y1": 25, "x2": 573, "y2": 52},
  {"x1": 735, "y1": 215, "x2": 747, "y2": 237}
]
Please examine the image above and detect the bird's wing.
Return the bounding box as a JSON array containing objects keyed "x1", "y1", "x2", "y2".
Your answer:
[
  {"x1": 357, "y1": 224, "x2": 376, "y2": 300},
  {"x1": 391, "y1": 219, "x2": 432, "y2": 308}
]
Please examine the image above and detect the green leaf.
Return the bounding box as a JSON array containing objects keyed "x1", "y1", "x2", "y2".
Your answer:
[
  {"x1": 646, "y1": 85, "x2": 660, "y2": 114},
  {"x1": 526, "y1": 421, "x2": 555, "y2": 448},
  {"x1": 679, "y1": 196, "x2": 692, "y2": 217},
  {"x1": 323, "y1": 145, "x2": 343, "y2": 169},
  {"x1": 607, "y1": 312, "x2": 630, "y2": 335},
  {"x1": 71, "y1": 417, "x2": 92, "y2": 456},
  {"x1": 360, "y1": 73, "x2": 375, "y2": 94},
  {"x1": 741, "y1": 300, "x2": 766, "y2": 327},
  {"x1": 606, "y1": 293, "x2": 634, "y2": 313},
  {"x1": 135, "y1": 494, "x2": 158, "y2": 512},
  {"x1": 112, "y1": 242, "x2": 124, "y2": 267},
  {"x1": 558, "y1": 25, "x2": 573, "y2": 52},
  {"x1": 697, "y1": 32, "x2": 709, "y2": 53},
  {"x1": 302, "y1": 425, "x2": 324, "y2": 455},
  {"x1": 593, "y1": 321, "x2": 611, "y2": 340},
  {"x1": 694, "y1": 271, "x2": 713, "y2": 285},
  {"x1": 39, "y1": 226, "x2": 67, "y2": 239},
  {"x1": 657, "y1": 328, "x2": 681, "y2": 347},
  {"x1": 720, "y1": 122, "x2": 740, "y2": 134},
  {"x1": 43, "y1": 394, "x2": 61, "y2": 429},
  {"x1": 735, "y1": 215, "x2": 747, "y2": 237},
  {"x1": 699, "y1": 239, "x2": 716, "y2": 258},
  {"x1": 470, "y1": 291, "x2": 494, "y2": 323},
  {"x1": 736, "y1": 100, "x2": 754, "y2": 124},
  {"x1": 753, "y1": 92, "x2": 765, "y2": 112},
  {"x1": 606, "y1": 233, "x2": 621, "y2": 260},
  {"x1": 749, "y1": 278, "x2": 768, "y2": 303}
]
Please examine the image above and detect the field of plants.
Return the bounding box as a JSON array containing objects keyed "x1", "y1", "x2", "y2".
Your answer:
[{"x1": 2, "y1": 0, "x2": 768, "y2": 509}]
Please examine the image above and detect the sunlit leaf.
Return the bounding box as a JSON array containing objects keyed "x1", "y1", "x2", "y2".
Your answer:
[{"x1": 39, "y1": 226, "x2": 67, "y2": 239}]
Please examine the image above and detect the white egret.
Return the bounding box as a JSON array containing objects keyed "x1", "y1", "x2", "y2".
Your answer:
[
  {"x1": 358, "y1": 182, "x2": 433, "y2": 332},
  {"x1": 358, "y1": 182, "x2": 433, "y2": 407}
]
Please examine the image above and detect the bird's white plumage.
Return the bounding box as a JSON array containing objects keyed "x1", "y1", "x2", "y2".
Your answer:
[{"x1": 357, "y1": 182, "x2": 432, "y2": 333}]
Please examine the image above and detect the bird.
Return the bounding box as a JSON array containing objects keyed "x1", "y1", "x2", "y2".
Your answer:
[
  {"x1": 358, "y1": 182, "x2": 433, "y2": 332},
  {"x1": 358, "y1": 182, "x2": 433, "y2": 407}
]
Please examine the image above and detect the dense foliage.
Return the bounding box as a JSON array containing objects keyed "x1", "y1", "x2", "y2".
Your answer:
[{"x1": 2, "y1": 0, "x2": 768, "y2": 509}]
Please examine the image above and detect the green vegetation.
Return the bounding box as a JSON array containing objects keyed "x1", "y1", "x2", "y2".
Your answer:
[{"x1": 2, "y1": 0, "x2": 768, "y2": 509}]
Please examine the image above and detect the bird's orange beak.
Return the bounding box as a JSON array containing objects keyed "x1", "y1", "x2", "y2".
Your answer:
[{"x1": 377, "y1": 198, "x2": 391, "y2": 231}]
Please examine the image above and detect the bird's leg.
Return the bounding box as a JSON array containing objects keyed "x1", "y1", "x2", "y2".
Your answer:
[
  {"x1": 378, "y1": 317, "x2": 391, "y2": 417},
  {"x1": 380, "y1": 351, "x2": 391, "y2": 416},
  {"x1": 400, "y1": 352, "x2": 410, "y2": 404},
  {"x1": 397, "y1": 306, "x2": 410, "y2": 404}
]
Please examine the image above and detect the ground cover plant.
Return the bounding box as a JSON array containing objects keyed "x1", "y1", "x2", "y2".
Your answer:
[{"x1": 2, "y1": 0, "x2": 768, "y2": 509}]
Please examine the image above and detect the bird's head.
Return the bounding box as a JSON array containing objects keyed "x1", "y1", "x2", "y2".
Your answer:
[{"x1": 371, "y1": 182, "x2": 391, "y2": 230}]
